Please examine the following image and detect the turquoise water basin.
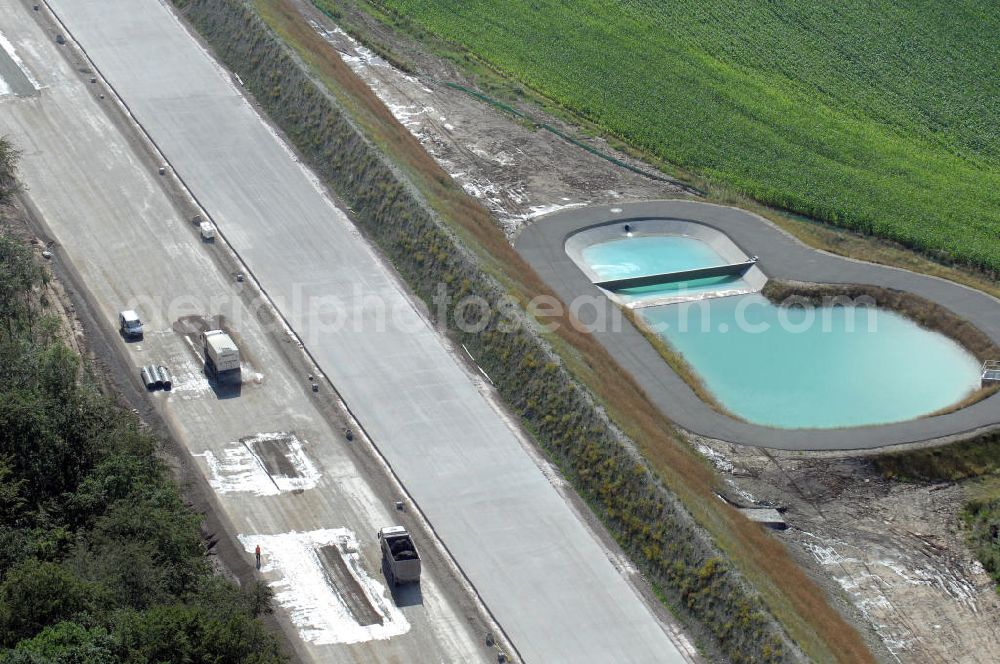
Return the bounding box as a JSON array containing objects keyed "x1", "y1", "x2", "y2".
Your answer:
[
  {"x1": 581, "y1": 235, "x2": 751, "y2": 301},
  {"x1": 581, "y1": 235, "x2": 726, "y2": 279},
  {"x1": 579, "y1": 233, "x2": 981, "y2": 428},
  {"x1": 640, "y1": 295, "x2": 982, "y2": 429}
]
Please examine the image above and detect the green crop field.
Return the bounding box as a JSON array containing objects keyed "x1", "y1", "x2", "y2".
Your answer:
[{"x1": 372, "y1": 0, "x2": 1000, "y2": 272}]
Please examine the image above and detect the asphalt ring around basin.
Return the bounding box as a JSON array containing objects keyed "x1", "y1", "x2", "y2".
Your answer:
[{"x1": 514, "y1": 200, "x2": 1000, "y2": 451}]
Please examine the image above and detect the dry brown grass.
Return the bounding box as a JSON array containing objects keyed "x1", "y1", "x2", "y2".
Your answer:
[
  {"x1": 253, "y1": 2, "x2": 875, "y2": 660},
  {"x1": 924, "y1": 385, "x2": 999, "y2": 418}
]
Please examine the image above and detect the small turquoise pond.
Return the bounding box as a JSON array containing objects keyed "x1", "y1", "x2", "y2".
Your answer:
[
  {"x1": 640, "y1": 295, "x2": 982, "y2": 429},
  {"x1": 582, "y1": 235, "x2": 751, "y2": 301},
  {"x1": 582, "y1": 235, "x2": 725, "y2": 279}
]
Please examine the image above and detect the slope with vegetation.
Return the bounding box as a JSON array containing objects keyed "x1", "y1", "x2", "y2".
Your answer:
[
  {"x1": 0, "y1": 139, "x2": 284, "y2": 664},
  {"x1": 963, "y1": 485, "x2": 1000, "y2": 593},
  {"x1": 369, "y1": 0, "x2": 1000, "y2": 273}
]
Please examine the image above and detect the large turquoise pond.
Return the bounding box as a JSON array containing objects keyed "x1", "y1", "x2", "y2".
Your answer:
[
  {"x1": 640, "y1": 295, "x2": 982, "y2": 429},
  {"x1": 578, "y1": 233, "x2": 982, "y2": 428}
]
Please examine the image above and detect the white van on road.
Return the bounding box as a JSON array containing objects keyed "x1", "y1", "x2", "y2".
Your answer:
[{"x1": 118, "y1": 309, "x2": 143, "y2": 339}]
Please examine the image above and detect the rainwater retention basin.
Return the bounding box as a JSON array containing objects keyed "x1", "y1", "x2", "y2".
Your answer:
[{"x1": 567, "y1": 220, "x2": 982, "y2": 429}]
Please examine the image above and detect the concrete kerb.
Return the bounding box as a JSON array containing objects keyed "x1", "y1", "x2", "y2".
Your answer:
[
  {"x1": 515, "y1": 200, "x2": 1000, "y2": 451},
  {"x1": 38, "y1": 1, "x2": 519, "y2": 659}
]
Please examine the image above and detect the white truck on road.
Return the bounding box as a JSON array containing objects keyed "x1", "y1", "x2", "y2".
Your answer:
[
  {"x1": 379, "y1": 526, "x2": 421, "y2": 586},
  {"x1": 202, "y1": 329, "x2": 240, "y2": 382}
]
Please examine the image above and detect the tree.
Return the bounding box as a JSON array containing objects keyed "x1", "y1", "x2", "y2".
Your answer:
[
  {"x1": 113, "y1": 604, "x2": 285, "y2": 664},
  {"x1": 0, "y1": 392, "x2": 67, "y2": 507},
  {"x1": 0, "y1": 561, "x2": 104, "y2": 646},
  {"x1": 0, "y1": 234, "x2": 45, "y2": 340},
  {"x1": 1, "y1": 622, "x2": 116, "y2": 664},
  {"x1": 83, "y1": 499, "x2": 205, "y2": 608},
  {"x1": 0, "y1": 458, "x2": 24, "y2": 527},
  {"x1": 0, "y1": 137, "x2": 20, "y2": 205}
]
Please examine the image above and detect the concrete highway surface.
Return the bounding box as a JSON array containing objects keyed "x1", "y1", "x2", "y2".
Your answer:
[
  {"x1": 0, "y1": 3, "x2": 499, "y2": 662},
  {"x1": 5, "y1": 0, "x2": 693, "y2": 662}
]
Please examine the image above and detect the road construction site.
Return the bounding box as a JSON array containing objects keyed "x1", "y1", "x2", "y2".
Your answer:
[
  {"x1": 0, "y1": 2, "x2": 499, "y2": 662},
  {"x1": 0, "y1": 1, "x2": 697, "y2": 662}
]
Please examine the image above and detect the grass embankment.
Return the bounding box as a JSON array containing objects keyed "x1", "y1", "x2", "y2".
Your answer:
[
  {"x1": 874, "y1": 430, "x2": 1000, "y2": 483},
  {"x1": 0, "y1": 142, "x2": 284, "y2": 662},
  {"x1": 368, "y1": 0, "x2": 1000, "y2": 274},
  {"x1": 171, "y1": 1, "x2": 877, "y2": 661},
  {"x1": 961, "y1": 480, "x2": 1000, "y2": 592}
]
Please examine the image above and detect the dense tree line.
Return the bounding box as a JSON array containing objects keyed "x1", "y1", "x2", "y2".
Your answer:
[{"x1": 0, "y1": 139, "x2": 285, "y2": 663}]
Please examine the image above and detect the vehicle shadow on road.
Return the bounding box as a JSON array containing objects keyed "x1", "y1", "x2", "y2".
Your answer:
[
  {"x1": 381, "y1": 558, "x2": 423, "y2": 607},
  {"x1": 119, "y1": 329, "x2": 142, "y2": 343},
  {"x1": 204, "y1": 363, "x2": 242, "y2": 399}
]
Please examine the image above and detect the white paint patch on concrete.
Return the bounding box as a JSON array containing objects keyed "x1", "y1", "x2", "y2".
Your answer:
[
  {"x1": 196, "y1": 432, "x2": 321, "y2": 495},
  {"x1": 0, "y1": 30, "x2": 41, "y2": 94},
  {"x1": 167, "y1": 361, "x2": 213, "y2": 399},
  {"x1": 239, "y1": 529, "x2": 410, "y2": 645}
]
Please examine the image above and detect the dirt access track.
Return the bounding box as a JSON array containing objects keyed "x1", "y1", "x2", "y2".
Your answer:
[
  {"x1": 516, "y1": 200, "x2": 1000, "y2": 451},
  {"x1": 289, "y1": 0, "x2": 693, "y2": 237}
]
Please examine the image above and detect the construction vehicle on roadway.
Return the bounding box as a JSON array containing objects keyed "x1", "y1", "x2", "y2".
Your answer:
[
  {"x1": 202, "y1": 329, "x2": 240, "y2": 382},
  {"x1": 378, "y1": 526, "x2": 421, "y2": 586}
]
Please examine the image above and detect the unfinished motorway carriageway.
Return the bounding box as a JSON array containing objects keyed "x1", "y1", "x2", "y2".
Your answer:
[
  {"x1": 0, "y1": 2, "x2": 508, "y2": 662},
  {"x1": 16, "y1": 0, "x2": 696, "y2": 662}
]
